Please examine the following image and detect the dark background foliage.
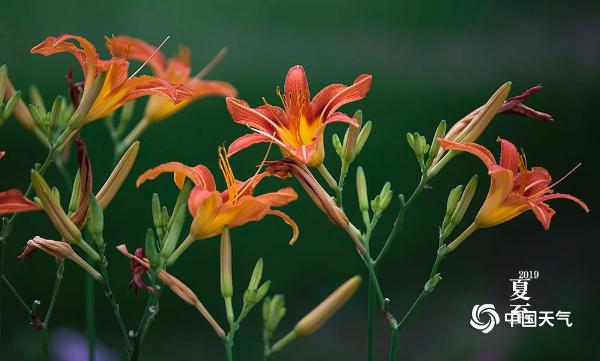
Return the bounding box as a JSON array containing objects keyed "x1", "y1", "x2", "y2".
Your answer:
[{"x1": 1, "y1": 1, "x2": 598, "y2": 360}]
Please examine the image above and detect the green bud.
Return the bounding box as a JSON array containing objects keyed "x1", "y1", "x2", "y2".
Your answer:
[
  {"x1": 443, "y1": 175, "x2": 478, "y2": 237},
  {"x1": 377, "y1": 182, "x2": 393, "y2": 213},
  {"x1": 442, "y1": 185, "x2": 463, "y2": 231},
  {"x1": 263, "y1": 294, "x2": 286, "y2": 334},
  {"x1": 51, "y1": 186, "x2": 61, "y2": 202},
  {"x1": 48, "y1": 96, "x2": 62, "y2": 141},
  {"x1": 3, "y1": 91, "x2": 21, "y2": 120},
  {"x1": 87, "y1": 195, "x2": 104, "y2": 244},
  {"x1": 424, "y1": 273, "x2": 442, "y2": 293},
  {"x1": 161, "y1": 181, "x2": 192, "y2": 260},
  {"x1": 427, "y1": 119, "x2": 446, "y2": 164},
  {"x1": 356, "y1": 166, "x2": 369, "y2": 212},
  {"x1": 342, "y1": 110, "x2": 362, "y2": 163},
  {"x1": 28, "y1": 104, "x2": 45, "y2": 129},
  {"x1": 152, "y1": 193, "x2": 166, "y2": 240},
  {"x1": 68, "y1": 171, "x2": 81, "y2": 215},
  {"x1": 29, "y1": 85, "x2": 46, "y2": 113},
  {"x1": 145, "y1": 228, "x2": 160, "y2": 272},
  {"x1": 355, "y1": 120, "x2": 372, "y2": 156},
  {"x1": 252, "y1": 280, "x2": 271, "y2": 305},
  {"x1": 220, "y1": 227, "x2": 233, "y2": 298},
  {"x1": 332, "y1": 133, "x2": 343, "y2": 156},
  {"x1": 0, "y1": 65, "x2": 7, "y2": 99},
  {"x1": 406, "y1": 132, "x2": 415, "y2": 148},
  {"x1": 68, "y1": 72, "x2": 105, "y2": 130},
  {"x1": 248, "y1": 258, "x2": 263, "y2": 291}
]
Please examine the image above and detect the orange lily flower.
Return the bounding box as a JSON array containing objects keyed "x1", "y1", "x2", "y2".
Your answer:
[
  {"x1": 0, "y1": 151, "x2": 39, "y2": 216},
  {"x1": 226, "y1": 65, "x2": 372, "y2": 167},
  {"x1": 30, "y1": 34, "x2": 193, "y2": 124},
  {"x1": 110, "y1": 35, "x2": 237, "y2": 122},
  {"x1": 439, "y1": 138, "x2": 589, "y2": 252},
  {"x1": 136, "y1": 147, "x2": 299, "y2": 262}
]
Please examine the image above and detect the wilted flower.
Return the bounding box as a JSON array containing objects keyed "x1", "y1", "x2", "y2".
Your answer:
[
  {"x1": 226, "y1": 65, "x2": 372, "y2": 167},
  {"x1": 116, "y1": 244, "x2": 225, "y2": 338},
  {"x1": 440, "y1": 138, "x2": 589, "y2": 252},
  {"x1": 19, "y1": 236, "x2": 102, "y2": 280},
  {"x1": 31, "y1": 34, "x2": 193, "y2": 126},
  {"x1": 111, "y1": 36, "x2": 237, "y2": 123}
]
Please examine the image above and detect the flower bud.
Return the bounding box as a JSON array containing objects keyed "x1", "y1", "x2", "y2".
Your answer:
[
  {"x1": 424, "y1": 273, "x2": 442, "y2": 293},
  {"x1": 356, "y1": 167, "x2": 369, "y2": 212},
  {"x1": 31, "y1": 171, "x2": 99, "y2": 262},
  {"x1": 145, "y1": 228, "x2": 160, "y2": 272},
  {"x1": 332, "y1": 133, "x2": 343, "y2": 156},
  {"x1": 97, "y1": 141, "x2": 139, "y2": 209},
  {"x1": 372, "y1": 182, "x2": 393, "y2": 214},
  {"x1": 247, "y1": 280, "x2": 270, "y2": 306},
  {"x1": 68, "y1": 72, "x2": 106, "y2": 130},
  {"x1": 29, "y1": 85, "x2": 46, "y2": 113},
  {"x1": 152, "y1": 193, "x2": 167, "y2": 240},
  {"x1": 426, "y1": 119, "x2": 447, "y2": 166},
  {"x1": 220, "y1": 227, "x2": 233, "y2": 298},
  {"x1": 441, "y1": 185, "x2": 463, "y2": 231},
  {"x1": 0, "y1": 65, "x2": 7, "y2": 99},
  {"x1": 263, "y1": 294, "x2": 286, "y2": 334},
  {"x1": 248, "y1": 258, "x2": 263, "y2": 291},
  {"x1": 48, "y1": 96, "x2": 63, "y2": 141},
  {"x1": 87, "y1": 195, "x2": 104, "y2": 245},
  {"x1": 294, "y1": 275, "x2": 362, "y2": 337},
  {"x1": 443, "y1": 175, "x2": 478, "y2": 237},
  {"x1": 4, "y1": 77, "x2": 35, "y2": 130},
  {"x1": 355, "y1": 120, "x2": 372, "y2": 156},
  {"x1": 3, "y1": 90, "x2": 21, "y2": 121},
  {"x1": 342, "y1": 110, "x2": 362, "y2": 163}
]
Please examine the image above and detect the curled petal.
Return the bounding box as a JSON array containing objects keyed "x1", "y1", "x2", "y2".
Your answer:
[
  {"x1": 497, "y1": 138, "x2": 519, "y2": 172},
  {"x1": 108, "y1": 36, "x2": 167, "y2": 76},
  {"x1": 317, "y1": 74, "x2": 372, "y2": 120},
  {"x1": 0, "y1": 189, "x2": 39, "y2": 216},
  {"x1": 536, "y1": 193, "x2": 590, "y2": 213},
  {"x1": 137, "y1": 162, "x2": 216, "y2": 190},
  {"x1": 268, "y1": 209, "x2": 299, "y2": 245},
  {"x1": 530, "y1": 201, "x2": 556, "y2": 230},
  {"x1": 255, "y1": 187, "x2": 298, "y2": 207},
  {"x1": 226, "y1": 97, "x2": 280, "y2": 133},
  {"x1": 228, "y1": 133, "x2": 273, "y2": 157},
  {"x1": 188, "y1": 188, "x2": 222, "y2": 220},
  {"x1": 438, "y1": 139, "x2": 497, "y2": 169},
  {"x1": 186, "y1": 79, "x2": 237, "y2": 98}
]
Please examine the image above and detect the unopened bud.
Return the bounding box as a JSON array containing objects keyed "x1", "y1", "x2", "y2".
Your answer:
[
  {"x1": 29, "y1": 85, "x2": 46, "y2": 113},
  {"x1": 294, "y1": 275, "x2": 362, "y2": 337},
  {"x1": 444, "y1": 175, "x2": 478, "y2": 237},
  {"x1": 69, "y1": 72, "x2": 105, "y2": 129},
  {"x1": 68, "y1": 171, "x2": 81, "y2": 215},
  {"x1": 332, "y1": 133, "x2": 343, "y2": 156},
  {"x1": 97, "y1": 141, "x2": 139, "y2": 209},
  {"x1": 220, "y1": 227, "x2": 233, "y2": 298},
  {"x1": 87, "y1": 195, "x2": 104, "y2": 244},
  {"x1": 152, "y1": 193, "x2": 167, "y2": 240},
  {"x1": 442, "y1": 185, "x2": 463, "y2": 230},
  {"x1": 0, "y1": 65, "x2": 7, "y2": 99},
  {"x1": 372, "y1": 182, "x2": 393, "y2": 213},
  {"x1": 424, "y1": 273, "x2": 442, "y2": 293},
  {"x1": 355, "y1": 120, "x2": 372, "y2": 156},
  {"x1": 263, "y1": 294, "x2": 286, "y2": 335},
  {"x1": 342, "y1": 110, "x2": 362, "y2": 163},
  {"x1": 248, "y1": 258, "x2": 263, "y2": 291},
  {"x1": 3, "y1": 91, "x2": 21, "y2": 120},
  {"x1": 356, "y1": 167, "x2": 369, "y2": 212},
  {"x1": 427, "y1": 119, "x2": 447, "y2": 165},
  {"x1": 251, "y1": 280, "x2": 270, "y2": 305},
  {"x1": 145, "y1": 228, "x2": 160, "y2": 272},
  {"x1": 48, "y1": 96, "x2": 63, "y2": 140}
]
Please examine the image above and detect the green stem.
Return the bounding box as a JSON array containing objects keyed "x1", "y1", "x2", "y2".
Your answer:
[
  {"x1": 43, "y1": 261, "x2": 64, "y2": 327},
  {"x1": 1, "y1": 275, "x2": 31, "y2": 314},
  {"x1": 85, "y1": 266, "x2": 96, "y2": 361},
  {"x1": 366, "y1": 279, "x2": 376, "y2": 361},
  {"x1": 117, "y1": 117, "x2": 149, "y2": 159},
  {"x1": 316, "y1": 163, "x2": 338, "y2": 190},
  {"x1": 389, "y1": 326, "x2": 399, "y2": 361},
  {"x1": 97, "y1": 243, "x2": 133, "y2": 356},
  {"x1": 375, "y1": 175, "x2": 427, "y2": 266},
  {"x1": 41, "y1": 328, "x2": 49, "y2": 361}
]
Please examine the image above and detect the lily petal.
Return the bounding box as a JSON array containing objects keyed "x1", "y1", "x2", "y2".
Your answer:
[
  {"x1": 228, "y1": 133, "x2": 273, "y2": 157},
  {"x1": 226, "y1": 97, "x2": 280, "y2": 133},
  {"x1": 0, "y1": 189, "x2": 39, "y2": 216},
  {"x1": 108, "y1": 36, "x2": 167, "y2": 76},
  {"x1": 438, "y1": 139, "x2": 497, "y2": 169},
  {"x1": 137, "y1": 162, "x2": 216, "y2": 190},
  {"x1": 318, "y1": 74, "x2": 372, "y2": 121},
  {"x1": 268, "y1": 209, "x2": 299, "y2": 245},
  {"x1": 498, "y1": 138, "x2": 519, "y2": 172}
]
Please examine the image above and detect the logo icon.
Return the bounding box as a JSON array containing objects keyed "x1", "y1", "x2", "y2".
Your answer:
[{"x1": 470, "y1": 304, "x2": 500, "y2": 334}]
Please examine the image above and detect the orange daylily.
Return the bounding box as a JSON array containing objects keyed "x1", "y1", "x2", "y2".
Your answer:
[
  {"x1": 0, "y1": 151, "x2": 39, "y2": 216},
  {"x1": 226, "y1": 65, "x2": 372, "y2": 167},
  {"x1": 30, "y1": 34, "x2": 193, "y2": 124},
  {"x1": 439, "y1": 138, "x2": 589, "y2": 251},
  {"x1": 110, "y1": 35, "x2": 237, "y2": 122},
  {"x1": 136, "y1": 147, "x2": 299, "y2": 249}
]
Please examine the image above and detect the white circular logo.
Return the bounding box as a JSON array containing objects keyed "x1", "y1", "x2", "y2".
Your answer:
[{"x1": 470, "y1": 304, "x2": 500, "y2": 334}]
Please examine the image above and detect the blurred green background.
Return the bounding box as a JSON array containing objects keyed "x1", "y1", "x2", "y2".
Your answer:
[{"x1": 1, "y1": 0, "x2": 599, "y2": 360}]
